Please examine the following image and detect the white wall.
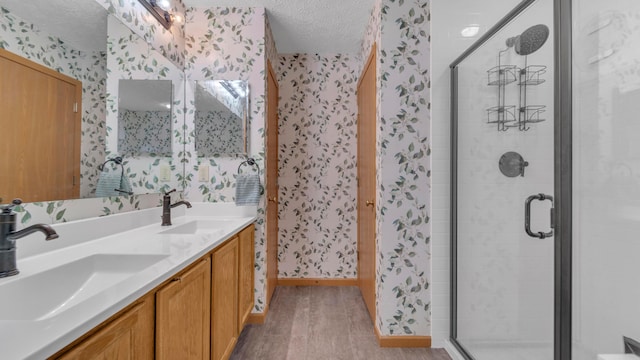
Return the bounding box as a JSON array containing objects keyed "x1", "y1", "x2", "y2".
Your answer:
[{"x1": 572, "y1": 0, "x2": 640, "y2": 358}]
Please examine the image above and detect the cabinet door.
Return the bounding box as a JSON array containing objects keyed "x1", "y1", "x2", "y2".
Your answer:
[
  {"x1": 212, "y1": 237, "x2": 239, "y2": 360},
  {"x1": 238, "y1": 225, "x2": 255, "y2": 331},
  {"x1": 156, "y1": 257, "x2": 211, "y2": 360},
  {"x1": 57, "y1": 296, "x2": 154, "y2": 360}
]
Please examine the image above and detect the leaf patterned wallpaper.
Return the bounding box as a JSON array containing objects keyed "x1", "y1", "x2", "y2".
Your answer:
[
  {"x1": 106, "y1": 15, "x2": 182, "y2": 195},
  {"x1": 184, "y1": 6, "x2": 272, "y2": 313},
  {"x1": 265, "y1": 15, "x2": 279, "y2": 67},
  {"x1": 194, "y1": 110, "x2": 244, "y2": 155},
  {"x1": 361, "y1": 0, "x2": 432, "y2": 336},
  {"x1": 118, "y1": 110, "x2": 173, "y2": 156},
  {"x1": 276, "y1": 54, "x2": 359, "y2": 279},
  {"x1": 96, "y1": 0, "x2": 187, "y2": 69},
  {"x1": 3, "y1": 0, "x2": 433, "y2": 334},
  {"x1": 0, "y1": 0, "x2": 187, "y2": 226}
]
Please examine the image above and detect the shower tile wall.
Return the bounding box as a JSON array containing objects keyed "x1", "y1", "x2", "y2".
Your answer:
[
  {"x1": 433, "y1": 0, "x2": 555, "y2": 351},
  {"x1": 276, "y1": 53, "x2": 359, "y2": 279},
  {"x1": 572, "y1": 0, "x2": 640, "y2": 357},
  {"x1": 431, "y1": 0, "x2": 528, "y2": 347}
]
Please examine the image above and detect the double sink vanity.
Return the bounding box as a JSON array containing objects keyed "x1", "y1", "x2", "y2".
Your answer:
[{"x1": 0, "y1": 202, "x2": 256, "y2": 359}]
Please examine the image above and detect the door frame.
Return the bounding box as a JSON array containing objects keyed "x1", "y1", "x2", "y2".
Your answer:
[
  {"x1": 265, "y1": 60, "x2": 279, "y2": 309},
  {"x1": 448, "y1": 0, "x2": 573, "y2": 359},
  {"x1": 553, "y1": 0, "x2": 572, "y2": 359}
]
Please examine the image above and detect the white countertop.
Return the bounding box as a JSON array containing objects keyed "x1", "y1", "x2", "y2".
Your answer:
[{"x1": 0, "y1": 203, "x2": 256, "y2": 360}]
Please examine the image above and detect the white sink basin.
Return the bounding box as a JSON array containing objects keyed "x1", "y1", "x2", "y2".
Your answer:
[
  {"x1": 0, "y1": 254, "x2": 167, "y2": 321},
  {"x1": 159, "y1": 220, "x2": 233, "y2": 235}
]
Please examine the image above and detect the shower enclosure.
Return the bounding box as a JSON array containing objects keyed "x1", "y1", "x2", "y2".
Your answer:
[{"x1": 450, "y1": 0, "x2": 640, "y2": 359}]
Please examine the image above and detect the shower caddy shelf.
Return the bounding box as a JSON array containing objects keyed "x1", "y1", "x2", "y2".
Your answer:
[
  {"x1": 486, "y1": 62, "x2": 547, "y2": 131},
  {"x1": 487, "y1": 65, "x2": 518, "y2": 85},
  {"x1": 486, "y1": 64, "x2": 518, "y2": 131}
]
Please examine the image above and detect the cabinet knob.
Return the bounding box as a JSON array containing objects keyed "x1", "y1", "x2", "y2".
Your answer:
[
  {"x1": 365, "y1": 200, "x2": 374, "y2": 207},
  {"x1": 172, "y1": 277, "x2": 182, "y2": 282},
  {"x1": 268, "y1": 197, "x2": 277, "y2": 203}
]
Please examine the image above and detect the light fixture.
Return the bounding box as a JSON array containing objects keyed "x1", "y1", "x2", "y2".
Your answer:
[
  {"x1": 156, "y1": 0, "x2": 171, "y2": 11},
  {"x1": 461, "y1": 24, "x2": 480, "y2": 38},
  {"x1": 138, "y1": 0, "x2": 173, "y2": 30},
  {"x1": 220, "y1": 80, "x2": 240, "y2": 99}
]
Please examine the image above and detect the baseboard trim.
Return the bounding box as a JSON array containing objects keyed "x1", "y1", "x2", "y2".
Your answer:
[
  {"x1": 277, "y1": 278, "x2": 358, "y2": 286},
  {"x1": 374, "y1": 325, "x2": 431, "y2": 348},
  {"x1": 246, "y1": 306, "x2": 268, "y2": 324}
]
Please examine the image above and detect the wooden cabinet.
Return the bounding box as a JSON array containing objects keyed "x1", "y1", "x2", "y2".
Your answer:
[
  {"x1": 155, "y1": 257, "x2": 211, "y2": 360},
  {"x1": 238, "y1": 224, "x2": 255, "y2": 331},
  {"x1": 56, "y1": 296, "x2": 154, "y2": 360},
  {"x1": 212, "y1": 237, "x2": 239, "y2": 360},
  {"x1": 51, "y1": 224, "x2": 255, "y2": 360}
]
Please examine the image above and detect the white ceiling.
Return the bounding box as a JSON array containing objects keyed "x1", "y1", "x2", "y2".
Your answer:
[
  {"x1": 182, "y1": 0, "x2": 376, "y2": 54},
  {"x1": 1, "y1": 0, "x2": 107, "y2": 52}
]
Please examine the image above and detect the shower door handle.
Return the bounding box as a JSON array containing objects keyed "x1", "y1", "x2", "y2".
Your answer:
[{"x1": 525, "y1": 193, "x2": 554, "y2": 239}]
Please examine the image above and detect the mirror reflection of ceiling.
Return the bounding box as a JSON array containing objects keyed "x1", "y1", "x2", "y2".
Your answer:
[
  {"x1": 195, "y1": 81, "x2": 245, "y2": 117},
  {"x1": 119, "y1": 80, "x2": 173, "y2": 111},
  {"x1": 182, "y1": 0, "x2": 377, "y2": 53},
  {"x1": 196, "y1": 87, "x2": 229, "y2": 113},
  {"x1": 1, "y1": 0, "x2": 107, "y2": 52}
]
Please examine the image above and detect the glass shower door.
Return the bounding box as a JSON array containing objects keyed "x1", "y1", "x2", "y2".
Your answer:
[{"x1": 451, "y1": 0, "x2": 555, "y2": 359}]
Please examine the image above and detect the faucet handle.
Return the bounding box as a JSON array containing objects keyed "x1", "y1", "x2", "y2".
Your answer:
[
  {"x1": 1, "y1": 198, "x2": 22, "y2": 214},
  {"x1": 164, "y1": 189, "x2": 176, "y2": 196}
]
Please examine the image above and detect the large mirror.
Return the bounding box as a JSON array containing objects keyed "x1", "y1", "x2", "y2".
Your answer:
[
  {"x1": 194, "y1": 80, "x2": 248, "y2": 156},
  {"x1": 0, "y1": 0, "x2": 183, "y2": 202}
]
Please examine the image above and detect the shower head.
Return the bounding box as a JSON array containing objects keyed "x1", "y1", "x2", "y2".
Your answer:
[{"x1": 505, "y1": 24, "x2": 550, "y2": 56}]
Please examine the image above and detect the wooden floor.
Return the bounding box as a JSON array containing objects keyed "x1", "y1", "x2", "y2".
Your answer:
[{"x1": 230, "y1": 286, "x2": 452, "y2": 360}]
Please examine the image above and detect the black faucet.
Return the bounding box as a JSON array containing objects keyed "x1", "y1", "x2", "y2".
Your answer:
[
  {"x1": 0, "y1": 199, "x2": 58, "y2": 278},
  {"x1": 161, "y1": 189, "x2": 192, "y2": 226}
]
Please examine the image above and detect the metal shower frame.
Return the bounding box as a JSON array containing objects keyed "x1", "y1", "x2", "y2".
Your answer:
[{"x1": 449, "y1": 0, "x2": 573, "y2": 359}]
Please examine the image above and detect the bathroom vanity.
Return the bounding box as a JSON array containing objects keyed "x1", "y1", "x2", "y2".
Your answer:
[{"x1": 0, "y1": 203, "x2": 256, "y2": 360}]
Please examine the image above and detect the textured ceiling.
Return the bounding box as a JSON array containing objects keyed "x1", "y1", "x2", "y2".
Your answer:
[
  {"x1": 2, "y1": 0, "x2": 107, "y2": 52},
  {"x1": 182, "y1": 0, "x2": 376, "y2": 54}
]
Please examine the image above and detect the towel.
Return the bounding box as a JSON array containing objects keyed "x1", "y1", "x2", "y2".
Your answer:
[
  {"x1": 95, "y1": 165, "x2": 132, "y2": 197},
  {"x1": 119, "y1": 172, "x2": 133, "y2": 195},
  {"x1": 235, "y1": 173, "x2": 261, "y2": 206},
  {"x1": 95, "y1": 170, "x2": 121, "y2": 197}
]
